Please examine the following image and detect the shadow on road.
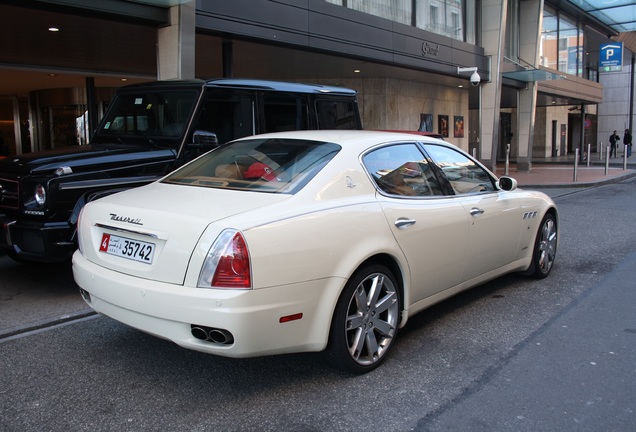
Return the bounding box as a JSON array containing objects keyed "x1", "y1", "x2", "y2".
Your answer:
[{"x1": 0, "y1": 255, "x2": 90, "y2": 336}]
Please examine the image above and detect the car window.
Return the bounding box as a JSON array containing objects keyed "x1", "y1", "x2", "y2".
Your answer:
[
  {"x1": 315, "y1": 99, "x2": 359, "y2": 129},
  {"x1": 162, "y1": 138, "x2": 340, "y2": 194},
  {"x1": 362, "y1": 143, "x2": 444, "y2": 197},
  {"x1": 195, "y1": 90, "x2": 255, "y2": 144},
  {"x1": 262, "y1": 93, "x2": 309, "y2": 133},
  {"x1": 423, "y1": 144, "x2": 495, "y2": 194}
]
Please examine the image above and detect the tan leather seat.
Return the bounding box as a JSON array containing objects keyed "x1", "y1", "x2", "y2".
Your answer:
[{"x1": 215, "y1": 163, "x2": 246, "y2": 179}]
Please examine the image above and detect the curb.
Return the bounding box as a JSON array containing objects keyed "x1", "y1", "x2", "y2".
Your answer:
[{"x1": 519, "y1": 171, "x2": 636, "y2": 189}]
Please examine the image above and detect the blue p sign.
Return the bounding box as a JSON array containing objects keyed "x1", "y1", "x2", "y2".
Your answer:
[{"x1": 600, "y1": 43, "x2": 623, "y2": 71}]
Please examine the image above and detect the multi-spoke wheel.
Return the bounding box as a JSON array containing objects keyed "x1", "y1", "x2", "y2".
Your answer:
[
  {"x1": 530, "y1": 213, "x2": 557, "y2": 279},
  {"x1": 324, "y1": 264, "x2": 400, "y2": 374}
]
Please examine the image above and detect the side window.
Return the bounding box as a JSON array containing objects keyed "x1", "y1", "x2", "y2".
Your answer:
[
  {"x1": 195, "y1": 90, "x2": 254, "y2": 145},
  {"x1": 262, "y1": 93, "x2": 308, "y2": 133},
  {"x1": 423, "y1": 144, "x2": 496, "y2": 194},
  {"x1": 362, "y1": 143, "x2": 444, "y2": 197},
  {"x1": 315, "y1": 98, "x2": 359, "y2": 129}
]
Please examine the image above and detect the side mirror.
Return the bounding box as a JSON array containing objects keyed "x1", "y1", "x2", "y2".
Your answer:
[
  {"x1": 189, "y1": 130, "x2": 219, "y2": 149},
  {"x1": 498, "y1": 176, "x2": 518, "y2": 191},
  {"x1": 180, "y1": 131, "x2": 219, "y2": 164}
]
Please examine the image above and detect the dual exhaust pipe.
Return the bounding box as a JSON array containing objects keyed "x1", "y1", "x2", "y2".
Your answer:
[{"x1": 190, "y1": 324, "x2": 234, "y2": 345}]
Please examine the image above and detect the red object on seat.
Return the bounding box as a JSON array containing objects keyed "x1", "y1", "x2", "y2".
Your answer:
[{"x1": 243, "y1": 162, "x2": 277, "y2": 180}]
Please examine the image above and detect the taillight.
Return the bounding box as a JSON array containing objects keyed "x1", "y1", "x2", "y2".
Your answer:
[
  {"x1": 198, "y1": 229, "x2": 252, "y2": 289},
  {"x1": 76, "y1": 207, "x2": 84, "y2": 255}
]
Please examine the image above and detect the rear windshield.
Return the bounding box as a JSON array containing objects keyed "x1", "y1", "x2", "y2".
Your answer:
[{"x1": 162, "y1": 138, "x2": 341, "y2": 193}]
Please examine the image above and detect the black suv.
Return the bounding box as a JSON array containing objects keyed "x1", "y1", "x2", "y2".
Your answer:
[{"x1": 0, "y1": 79, "x2": 362, "y2": 263}]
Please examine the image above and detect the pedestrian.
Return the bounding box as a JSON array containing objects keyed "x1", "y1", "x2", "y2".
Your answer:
[
  {"x1": 624, "y1": 129, "x2": 632, "y2": 158},
  {"x1": 609, "y1": 130, "x2": 620, "y2": 158}
]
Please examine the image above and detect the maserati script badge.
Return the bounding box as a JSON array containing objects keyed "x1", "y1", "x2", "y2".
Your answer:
[{"x1": 109, "y1": 213, "x2": 143, "y2": 225}]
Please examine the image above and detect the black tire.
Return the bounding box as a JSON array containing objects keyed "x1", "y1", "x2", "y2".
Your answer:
[
  {"x1": 529, "y1": 213, "x2": 557, "y2": 279},
  {"x1": 324, "y1": 264, "x2": 401, "y2": 374}
]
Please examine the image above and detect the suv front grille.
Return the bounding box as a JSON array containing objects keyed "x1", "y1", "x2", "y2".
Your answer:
[{"x1": 0, "y1": 177, "x2": 19, "y2": 210}]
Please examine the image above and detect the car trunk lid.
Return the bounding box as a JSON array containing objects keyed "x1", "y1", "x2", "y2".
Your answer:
[{"x1": 79, "y1": 182, "x2": 286, "y2": 284}]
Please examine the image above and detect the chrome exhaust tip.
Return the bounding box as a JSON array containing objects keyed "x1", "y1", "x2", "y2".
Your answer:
[
  {"x1": 79, "y1": 288, "x2": 91, "y2": 303},
  {"x1": 208, "y1": 329, "x2": 234, "y2": 344},
  {"x1": 191, "y1": 326, "x2": 208, "y2": 341},
  {"x1": 190, "y1": 325, "x2": 234, "y2": 345}
]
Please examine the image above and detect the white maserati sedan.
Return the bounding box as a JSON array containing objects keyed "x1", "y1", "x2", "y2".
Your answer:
[{"x1": 72, "y1": 130, "x2": 558, "y2": 374}]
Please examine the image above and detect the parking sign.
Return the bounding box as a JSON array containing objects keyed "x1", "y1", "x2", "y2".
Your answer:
[{"x1": 600, "y1": 42, "x2": 623, "y2": 72}]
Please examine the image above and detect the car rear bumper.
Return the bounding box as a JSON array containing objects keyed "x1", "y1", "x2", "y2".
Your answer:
[
  {"x1": 0, "y1": 215, "x2": 75, "y2": 262},
  {"x1": 72, "y1": 250, "x2": 344, "y2": 358}
]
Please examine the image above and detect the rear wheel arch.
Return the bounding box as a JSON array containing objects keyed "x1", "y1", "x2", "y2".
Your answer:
[{"x1": 322, "y1": 254, "x2": 406, "y2": 373}]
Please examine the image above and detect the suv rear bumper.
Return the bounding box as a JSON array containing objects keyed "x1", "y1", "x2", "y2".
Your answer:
[{"x1": 0, "y1": 215, "x2": 75, "y2": 263}]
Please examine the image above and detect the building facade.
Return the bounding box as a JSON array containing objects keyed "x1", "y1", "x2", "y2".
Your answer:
[{"x1": 0, "y1": 0, "x2": 634, "y2": 172}]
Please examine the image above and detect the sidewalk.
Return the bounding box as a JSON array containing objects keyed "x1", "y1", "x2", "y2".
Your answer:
[{"x1": 493, "y1": 152, "x2": 636, "y2": 188}]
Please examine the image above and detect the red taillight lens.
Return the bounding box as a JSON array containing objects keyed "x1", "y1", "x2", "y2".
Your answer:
[{"x1": 210, "y1": 231, "x2": 251, "y2": 288}]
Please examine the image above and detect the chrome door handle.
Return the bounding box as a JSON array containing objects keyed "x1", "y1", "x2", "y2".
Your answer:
[
  {"x1": 394, "y1": 218, "x2": 416, "y2": 229},
  {"x1": 470, "y1": 207, "x2": 484, "y2": 216}
]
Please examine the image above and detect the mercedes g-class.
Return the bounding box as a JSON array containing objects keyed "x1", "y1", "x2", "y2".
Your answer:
[{"x1": 0, "y1": 79, "x2": 361, "y2": 263}]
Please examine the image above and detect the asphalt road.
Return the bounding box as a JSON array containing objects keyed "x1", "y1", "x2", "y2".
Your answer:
[{"x1": 1, "y1": 180, "x2": 636, "y2": 431}]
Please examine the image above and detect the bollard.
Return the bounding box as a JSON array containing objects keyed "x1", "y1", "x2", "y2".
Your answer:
[
  {"x1": 587, "y1": 143, "x2": 591, "y2": 167},
  {"x1": 624, "y1": 145, "x2": 628, "y2": 170},
  {"x1": 573, "y1": 148, "x2": 579, "y2": 182},
  {"x1": 605, "y1": 146, "x2": 610, "y2": 175},
  {"x1": 505, "y1": 144, "x2": 510, "y2": 176},
  {"x1": 472, "y1": 147, "x2": 477, "y2": 159}
]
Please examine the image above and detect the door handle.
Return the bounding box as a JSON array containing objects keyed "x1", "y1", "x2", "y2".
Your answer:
[
  {"x1": 470, "y1": 207, "x2": 484, "y2": 216},
  {"x1": 394, "y1": 218, "x2": 416, "y2": 229}
]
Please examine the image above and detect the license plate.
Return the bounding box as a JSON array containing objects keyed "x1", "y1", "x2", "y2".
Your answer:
[{"x1": 99, "y1": 233, "x2": 155, "y2": 264}]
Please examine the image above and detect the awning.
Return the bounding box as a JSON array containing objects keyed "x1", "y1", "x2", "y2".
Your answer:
[
  {"x1": 564, "y1": 0, "x2": 636, "y2": 33},
  {"x1": 502, "y1": 69, "x2": 565, "y2": 82}
]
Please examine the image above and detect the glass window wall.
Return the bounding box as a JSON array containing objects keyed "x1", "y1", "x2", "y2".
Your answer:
[
  {"x1": 349, "y1": 0, "x2": 411, "y2": 25},
  {"x1": 540, "y1": 5, "x2": 584, "y2": 77},
  {"x1": 415, "y1": 0, "x2": 464, "y2": 40},
  {"x1": 560, "y1": 15, "x2": 581, "y2": 75},
  {"x1": 325, "y1": 0, "x2": 475, "y2": 43},
  {"x1": 540, "y1": 6, "x2": 559, "y2": 70},
  {"x1": 504, "y1": 0, "x2": 518, "y2": 61}
]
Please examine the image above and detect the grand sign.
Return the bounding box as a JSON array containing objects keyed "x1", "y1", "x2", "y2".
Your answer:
[{"x1": 421, "y1": 42, "x2": 440, "y2": 57}]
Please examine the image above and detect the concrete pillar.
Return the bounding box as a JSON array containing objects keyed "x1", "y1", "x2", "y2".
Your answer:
[
  {"x1": 516, "y1": 0, "x2": 543, "y2": 172},
  {"x1": 157, "y1": 2, "x2": 196, "y2": 80},
  {"x1": 480, "y1": 0, "x2": 508, "y2": 170}
]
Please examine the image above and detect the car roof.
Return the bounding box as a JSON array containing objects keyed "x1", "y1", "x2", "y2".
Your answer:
[
  {"x1": 231, "y1": 130, "x2": 452, "y2": 154},
  {"x1": 117, "y1": 78, "x2": 358, "y2": 95},
  {"x1": 205, "y1": 79, "x2": 358, "y2": 95}
]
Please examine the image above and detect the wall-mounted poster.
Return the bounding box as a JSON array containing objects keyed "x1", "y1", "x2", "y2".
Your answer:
[
  {"x1": 454, "y1": 116, "x2": 464, "y2": 138},
  {"x1": 438, "y1": 115, "x2": 449, "y2": 137},
  {"x1": 418, "y1": 113, "x2": 433, "y2": 132}
]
